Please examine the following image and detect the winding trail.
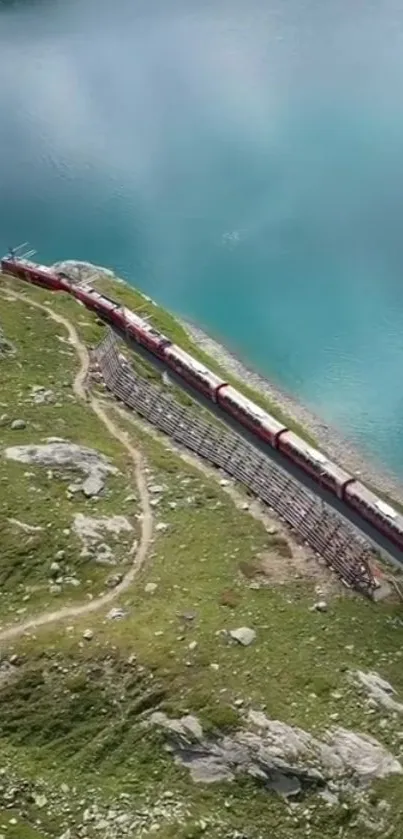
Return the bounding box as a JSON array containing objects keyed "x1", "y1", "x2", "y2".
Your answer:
[{"x1": 0, "y1": 289, "x2": 153, "y2": 642}]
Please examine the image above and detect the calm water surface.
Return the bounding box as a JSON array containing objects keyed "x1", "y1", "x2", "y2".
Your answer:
[{"x1": 1, "y1": 0, "x2": 403, "y2": 473}]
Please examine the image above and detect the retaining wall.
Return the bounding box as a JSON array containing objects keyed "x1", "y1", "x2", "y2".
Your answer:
[{"x1": 91, "y1": 331, "x2": 378, "y2": 597}]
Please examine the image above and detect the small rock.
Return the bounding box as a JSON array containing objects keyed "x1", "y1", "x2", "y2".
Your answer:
[
  {"x1": 55, "y1": 549, "x2": 66, "y2": 560},
  {"x1": 50, "y1": 561, "x2": 61, "y2": 575},
  {"x1": 11, "y1": 419, "x2": 26, "y2": 430},
  {"x1": 188, "y1": 641, "x2": 198, "y2": 651},
  {"x1": 210, "y1": 663, "x2": 220, "y2": 671},
  {"x1": 156, "y1": 522, "x2": 169, "y2": 532},
  {"x1": 83, "y1": 629, "x2": 93, "y2": 641},
  {"x1": 145, "y1": 582, "x2": 158, "y2": 594},
  {"x1": 149, "y1": 485, "x2": 164, "y2": 494},
  {"x1": 106, "y1": 573, "x2": 123, "y2": 588},
  {"x1": 82, "y1": 475, "x2": 104, "y2": 497},
  {"x1": 219, "y1": 478, "x2": 230, "y2": 487},
  {"x1": 107, "y1": 607, "x2": 126, "y2": 620},
  {"x1": 49, "y1": 584, "x2": 62, "y2": 595},
  {"x1": 34, "y1": 793, "x2": 47, "y2": 808},
  {"x1": 312, "y1": 601, "x2": 328, "y2": 613},
  {"x1": 229, "y1": 627, "x2": 256, "y2": 646}
]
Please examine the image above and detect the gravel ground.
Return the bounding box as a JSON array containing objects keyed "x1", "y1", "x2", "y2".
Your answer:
[{"x1": 182, "y1": 319, "x2": 403, "y2": 506}]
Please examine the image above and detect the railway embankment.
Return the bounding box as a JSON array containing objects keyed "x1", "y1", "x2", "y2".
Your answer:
[
  {"x1": 1, "y1": 268, "x2": 403, "y2": 838},
  {"x1": 54, "y1": 259, "x2": 403, "y2": 510}
]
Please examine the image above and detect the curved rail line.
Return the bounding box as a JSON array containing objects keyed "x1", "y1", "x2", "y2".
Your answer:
[{"x1": 92, "y1": 330, "x2": 381, "y2": 598}]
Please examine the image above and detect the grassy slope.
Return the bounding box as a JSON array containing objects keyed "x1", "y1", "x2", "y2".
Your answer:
[{"x1": 0, "y1": 275, "x2": 403, "y2": 838}]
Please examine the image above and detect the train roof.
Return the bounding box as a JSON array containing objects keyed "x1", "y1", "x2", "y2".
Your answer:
[
  {"x1": 167, "y1": 345, "x2": 225, "y2": 383},
  {"x1": 223, "y1": 386, "x2": 286, "y2": 429},
  {"x1": 123, "y1": 308, "x2": 170, "y2": 341},
  {"x1": 282, "y1": 430, "x2": 328, "y2": 464},
  {"x1": 348, "y1": 481, "x2": 399, "y2": 520}
]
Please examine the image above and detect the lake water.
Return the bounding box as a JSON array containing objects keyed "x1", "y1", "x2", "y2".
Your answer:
[{"x1": 1, "y1": 0, "x2": 403, "y2": 473}]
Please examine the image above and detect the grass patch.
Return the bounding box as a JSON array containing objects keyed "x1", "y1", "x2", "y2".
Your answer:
[{"x1": 1, "y1": 277, "x2": 403, "y2": 837}]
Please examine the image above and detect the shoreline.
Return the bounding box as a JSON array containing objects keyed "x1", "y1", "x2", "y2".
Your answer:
[
  {"x1": 53, "y1": 261, "x2": 403, "y2": 508},
  {"x1": 181, "y1": 317, "x2": 403, "y2": 507}
]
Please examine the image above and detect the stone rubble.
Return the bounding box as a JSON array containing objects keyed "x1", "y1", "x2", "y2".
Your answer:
[
  {"x1": 4, "y1": 440, "x2": 117, "y2": 497},
  {"x1": 352, "y1": 670, "x2": 403, "y2": 713}
]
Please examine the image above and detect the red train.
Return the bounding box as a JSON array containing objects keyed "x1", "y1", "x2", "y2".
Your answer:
[{"x1": 2, "y1": 251, "x2": 403, "y2": 552}]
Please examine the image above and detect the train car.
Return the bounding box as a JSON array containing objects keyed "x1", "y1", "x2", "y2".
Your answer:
[
  {"x1": 217, "y1": 385, "x2": 287, "y2": 446},
  {"x1": 1, "y1": 256, "x2": 69, "y2": 293},
  {"x1": 277, "y1": 430, "x2": 354, "y2": 497},
  {"x1": 71, "y1": 286, "x2": 126, "y2": 329},
  {"x1": 122, "y1": 307, "x2": 171, "y2": 357},
  {"x1": 344, "y1": 482, "x2": 403, "y2": 550},
  {"x1": 164, "y1": 345, "x2": 226, "y2": 400}
]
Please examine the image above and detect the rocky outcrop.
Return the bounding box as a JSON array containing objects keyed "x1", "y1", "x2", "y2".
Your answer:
[
  {"x1": 52, "y1": 260, "x2": 118, "y2": 285},
  {"x1": 149, "y1": 710, "x2": 402, "y2": 800},
  {"x1": 4, "y1": 438, "x2": 117, "y2": 498}
]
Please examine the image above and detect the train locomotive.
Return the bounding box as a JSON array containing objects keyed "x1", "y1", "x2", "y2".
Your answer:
[{"x1": 2, "y1": 249, "x2": 403, "y2": 553}]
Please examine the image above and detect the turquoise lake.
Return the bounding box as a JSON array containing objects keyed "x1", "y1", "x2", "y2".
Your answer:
[{"x1": 1, "y1": 0, "x2": 403, "y2": 473}]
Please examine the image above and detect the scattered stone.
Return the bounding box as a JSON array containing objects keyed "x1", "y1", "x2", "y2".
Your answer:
[
  {"x1": 229, "y1": 627, "x2": 256, "y2": 646},
  {"x1": 156, "y1": 522, "x2": 169, "y2": 532},
  {"x1": 352, "y1": 671, "x2": 403, "y2": 713},
  {"x1": 106, "y1": 573, "x2": 123, "y2": 588},
  {"x1": 149, "y1": 485, "x2": 164, "y2": 494},
  {"x1": 145, "y1": 582, "x2": 158, "y2": 594},
  {"x1": 188, "y1": 641, "x2": 198, "y2": 651},
  {"x1": 31, "y1": 387, "x2": 55, "y2": 405},
  {"x1": 49, "y1": 584, "x2": 62, "y2": 595},
  {"x1": 82, "y1": 474, "x2": 105, "y2": 497},
  {"x1": 34, "y1": 793, "x2": 47, "y2": 808},
  {"x1": 10, "y1": 419, "x2": 26, "y2": 430},
  {"x1": 55, "y1": 549, "x2": 66, "y2": 560},
  {"x1": 107, "y1": 607, "x2": 126, "y2": 620},
  {"x1": 50, "y1": 561, "x2": 61, "y2": 576},
  {"x1": 311, "y1": 601, "x2": 328, "y2": 613},
  {"x1": 83, "y1": 629, "x2": 93, "y2": 641},
  {"x1": 72, "y1": 513, "x2": 133, "y2": 565}
]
